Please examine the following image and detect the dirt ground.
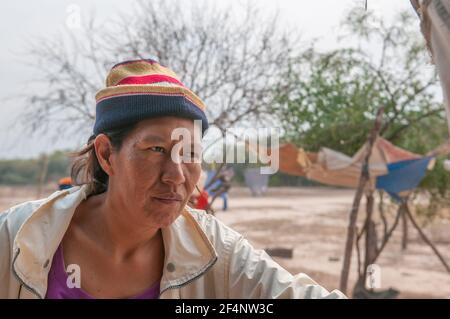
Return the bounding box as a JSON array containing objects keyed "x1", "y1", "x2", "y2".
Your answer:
[
  {"x1": 1, "y1": 185, "x2": 450, "y2": 298},
  {"x1": 214, "y1": 187, "x2": 450, "y2": 299}
]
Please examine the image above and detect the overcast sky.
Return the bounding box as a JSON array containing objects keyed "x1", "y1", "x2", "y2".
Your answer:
[{"x1": 0, "y1": 0, "x2": 414, "y2": 159}]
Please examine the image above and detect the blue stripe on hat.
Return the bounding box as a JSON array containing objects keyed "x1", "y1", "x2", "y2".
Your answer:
[{"x1": 94, "y1": 94, "x2": 209, "y2": 135}]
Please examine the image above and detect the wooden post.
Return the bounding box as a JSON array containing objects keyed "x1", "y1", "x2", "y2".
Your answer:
[
  {"x1": 410, "y1": 0, "x2": 421, "y2": 17},
  {"x1": 372, "y1": 203, "x2": 403, "y2": 264},
  {"x1": 339, "y1": 107, "x2": 384, "y2": 294},
  {"x1": 364, "y1": 192, "x2": 377, "y2": 276},
  {"x1": 401, "y1": 206, "x2": 408, "y2": 251},
  {"x1": 404, "y1": 202, "x2": 450, "y2": 273}
]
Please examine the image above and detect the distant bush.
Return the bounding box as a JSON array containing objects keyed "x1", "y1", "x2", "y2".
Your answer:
[{"x1": 0, "y1": 150, "x2": 71, "y2": 185}]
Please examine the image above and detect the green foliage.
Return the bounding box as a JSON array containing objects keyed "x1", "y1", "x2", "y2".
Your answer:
[
  {"x1": 274, "y1": 9, "x2": 445, "y2": 153},
  {"x1": 0, "y1": 159, "x2": 40, "y2": 185},
  {"x1": 276, "y1": 48, "x2": 382, "y2": 154},
  {"x1": 46, "y1": 151, "x2": 71, "y2": 181},
  {"x1": 0, "y1": 151, "x2": 71, "y2": 185},
  {"x1": 272, "y1": 8, "x2": 449, "y2": 204}
]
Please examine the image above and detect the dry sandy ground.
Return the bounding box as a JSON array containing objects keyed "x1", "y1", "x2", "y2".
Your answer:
[
  {"x1": 214, "y1": 187, "x2": 450, "y2": 299},
  {"x1": 1, "y1": 185, "x2": 450, "y2": 298}
]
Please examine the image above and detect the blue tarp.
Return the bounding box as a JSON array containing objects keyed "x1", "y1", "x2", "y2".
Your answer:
[{"x1": 376, "y1": 157, "x2": 433, "y2": 200}]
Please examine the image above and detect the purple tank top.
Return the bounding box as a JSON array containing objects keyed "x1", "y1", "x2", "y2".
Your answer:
[{"x1": 45, "y1": 244, "x2": 160, "y2": 299}]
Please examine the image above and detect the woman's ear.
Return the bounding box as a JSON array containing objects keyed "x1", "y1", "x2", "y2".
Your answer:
[{"x1": 94, "y1": 134, "x2": 115, "y2": 176}]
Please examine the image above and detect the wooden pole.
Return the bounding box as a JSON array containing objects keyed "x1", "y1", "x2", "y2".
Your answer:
[
  {"x1": 426, "y1": 139, "x2": 450, "y2": 157},
  {"x1": 401, "y1": 208, "x2": 408, "y2": 251},
  {"x1": 404, "y1": 202, "x2": 450, "y2": 273},
  {"x1": 372, "y1": 203, "x2": 403, "y2": 264},
  {"x1": 339, "y1": 107, "x2": 384, "y2": 294},
  {"x1": 363, "y1": 192, "x2": 377, "y2": 276},
  {"x1": 378, "y1": 190, "x2": 388, "y2": 240},
  {"x1": 410, "y1": 0, "x2": 421, "y2": 18}
]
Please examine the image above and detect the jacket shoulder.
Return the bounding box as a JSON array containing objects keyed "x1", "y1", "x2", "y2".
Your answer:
[
  {"x1": 1, "y1": 188, "x2": 75, "y2": 227},
  {"x1": 185, "y1": 207, "x2": 243, "y2": 251},
  {"x1": 0, "y1": 196, "x2": 53, "y2": 237}
]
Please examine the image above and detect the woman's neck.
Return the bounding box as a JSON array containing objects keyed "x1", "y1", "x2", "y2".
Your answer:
[{"x1": 78, "y1": 191, "x2": 163, "y2": 260}]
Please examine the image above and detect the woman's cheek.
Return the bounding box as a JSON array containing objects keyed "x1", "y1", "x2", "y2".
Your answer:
[
  {"x1": 186, "y1": 163, "x2": 201, "y2": 191},
  {"x1": 130, "y1": 154, "x2": 161, "y2": 178}
]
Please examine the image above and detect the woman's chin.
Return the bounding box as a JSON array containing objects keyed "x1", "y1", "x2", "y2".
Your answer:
[{"x1": 143, "y1": 207, "x2": 183, "y2": 228}]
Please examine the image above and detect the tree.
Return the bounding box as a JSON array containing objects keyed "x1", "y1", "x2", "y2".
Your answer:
[
  {"x1": 0, "y1": 150, "x2": 71, "y2": 186},
  {"x1": 273, "y1": 7, "x2": 449, "y2": 201},
  {"x1": 274, "y1": 8, "x2": 446, "y2": 155},
  {"x1": 23, "y1": 0, "x2": 300, "y2": 139}
]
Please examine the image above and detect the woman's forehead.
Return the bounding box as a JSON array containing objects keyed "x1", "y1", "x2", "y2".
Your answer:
[{"x1": 133, "y1": 117, "x2": 202, "y2": 142}]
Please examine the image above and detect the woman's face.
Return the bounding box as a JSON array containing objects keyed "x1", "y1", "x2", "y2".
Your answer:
[{"x1": 99, "y1": 116, "x2": 203, "y2": 228}]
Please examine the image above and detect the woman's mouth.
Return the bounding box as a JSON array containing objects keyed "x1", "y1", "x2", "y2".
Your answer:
[{"x1": 153, "y1": 194, "x2": 183, "y2": 205}]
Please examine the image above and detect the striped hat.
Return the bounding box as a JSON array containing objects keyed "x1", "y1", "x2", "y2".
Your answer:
[{"x1": 94, "y1": 59, "x2": 208, "y2": 135}]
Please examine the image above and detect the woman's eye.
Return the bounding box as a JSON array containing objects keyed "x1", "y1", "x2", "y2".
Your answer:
[{"x1": 149, "y1": 146, "x2": 165, "y2": 153}]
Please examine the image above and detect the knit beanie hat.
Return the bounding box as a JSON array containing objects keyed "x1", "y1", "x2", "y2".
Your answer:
[{"x1": 93, "y1": 59, "x2": 208, "y2": 135}]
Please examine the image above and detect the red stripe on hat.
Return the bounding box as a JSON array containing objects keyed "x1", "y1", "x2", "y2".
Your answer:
[{"x1": 117, "y1": 74, "x2": 184, "y2": 86}]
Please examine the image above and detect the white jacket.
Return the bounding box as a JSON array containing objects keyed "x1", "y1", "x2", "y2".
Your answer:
[{"x1": 0, "y1": 185, "x2": 346, "y2": 299}]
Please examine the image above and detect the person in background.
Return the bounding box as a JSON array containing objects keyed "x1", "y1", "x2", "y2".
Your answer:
[
  {"x1": 205, "y1": 166, "x2": 234, "y2": 211},
  {"x1": 58, "y1": 177, "x2": 73, "y2": 190}
]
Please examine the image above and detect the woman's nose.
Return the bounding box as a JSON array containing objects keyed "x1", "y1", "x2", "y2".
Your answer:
[{"x1": 161, "y1": 156, "x2": 186, "y2": 186}]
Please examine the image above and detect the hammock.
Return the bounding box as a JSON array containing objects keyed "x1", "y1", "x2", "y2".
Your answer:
[{"x1": 277, "y1": 137, "x2": 433, "y2": 199}]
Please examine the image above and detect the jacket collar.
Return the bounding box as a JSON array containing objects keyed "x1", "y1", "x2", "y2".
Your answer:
[{"x1": 12, "y1": 184, "x2": 217, "y2": 299}]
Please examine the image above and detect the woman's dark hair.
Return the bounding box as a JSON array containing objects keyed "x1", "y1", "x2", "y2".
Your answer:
[{"x1": 70, "y1": 124, "x2": 137, "y2": 195}]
